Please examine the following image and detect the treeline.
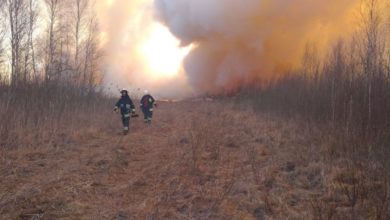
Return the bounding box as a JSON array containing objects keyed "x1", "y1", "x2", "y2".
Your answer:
[
  {"x1": 246, "y1": 0, "x2": 390, "y2": 140},
  {"x1": 0, "y1": 0, "x2": 102, "y2": 88},
  {"x1": 241, "y1": 2, "x2": 390, "y2": 216},
  {"x1": 0, "y1": 0, "x2": 108, "y2": 147}
]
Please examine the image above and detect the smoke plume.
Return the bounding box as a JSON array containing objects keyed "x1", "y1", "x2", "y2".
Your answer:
[
  {"x1": 97, "y1": 0, "x2": 191, "y2": 98},
  {"x1": 154, "y1": 0, "x2": 360, "y2": 93},
  {"x1": 97, "y1": 0, "x2": 361, "y2": 97}
]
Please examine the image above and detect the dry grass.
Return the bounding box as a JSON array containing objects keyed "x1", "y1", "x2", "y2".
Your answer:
[
  {"x1": 1, "y1": 97, "x2": 389, "y2": 219},
  {"x1": 0, "y1": 83, "x2": 113, "y2": 149}
]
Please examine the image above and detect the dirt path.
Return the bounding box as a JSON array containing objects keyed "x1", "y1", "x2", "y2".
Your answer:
[{"x1": 1, "y1": 100, "x2": 325, "y2": 219}]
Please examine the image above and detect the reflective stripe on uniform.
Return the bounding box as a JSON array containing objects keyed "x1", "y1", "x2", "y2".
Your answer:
[
  {"x1": 124, "y1": 127, "x2": 129, "y2": 130},
  {"x1": 124, "y1": 114, "x2": 130, "y2": 118},
  {"x1": 150, "y1": 108, "x2": 153, "y2": 112}
]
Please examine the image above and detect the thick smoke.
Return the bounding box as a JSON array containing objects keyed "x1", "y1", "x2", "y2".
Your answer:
[
  {"x1": 154, "y1": 0, "x2": 360, "y2": 93},
  {"x1": 97, "y1": 0, "x2": 191, "y2": 98},
  {"x1": 97, "y1": 0, "x2": 147, "y2": 94}
]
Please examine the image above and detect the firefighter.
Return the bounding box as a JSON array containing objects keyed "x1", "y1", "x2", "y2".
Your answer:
[
  {"x1": 140, "y1": 90, "x2": 156, "y2": 124},
  {"x1": 114, "y1": 89, "x2": 136, "y2": 134}
]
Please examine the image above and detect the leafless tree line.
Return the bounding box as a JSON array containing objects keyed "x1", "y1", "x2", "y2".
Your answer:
[
  {"x1": 0, "y1": 0, "x2": 105, "y2": 145},
  {"x1": 247, "y1": 0, "x2": 390, "y2": 139},
  {"x1": 0, "y1": 0, "x2": 102, "y2": 89},
  {"x1": 0, "y1": 0, "x2": 6, "y2": 80}
]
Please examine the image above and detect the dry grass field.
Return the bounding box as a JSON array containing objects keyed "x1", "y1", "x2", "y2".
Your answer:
[
  {"x1": 1, "y1": 0, "x2": 390, "y2": 219},
  {"x1": 1, "y1": 99, "x2": 388, "y2": 219}
]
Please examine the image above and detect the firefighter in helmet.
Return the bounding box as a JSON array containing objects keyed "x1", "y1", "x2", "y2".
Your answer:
[
  {"x1": 114, "y1": 89, "x2": 136, "y2": 134},
  {"x1": 140, "y1": 90, "x2": 156, "y2": 124}
]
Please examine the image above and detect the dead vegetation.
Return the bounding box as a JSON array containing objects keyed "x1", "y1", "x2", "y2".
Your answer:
[
  {"x1": 1, "y1": 0, "x2": 390, "y2": 219},
  {"x1": 232, "y1": 1, "x2": 390, "y2": 218},
  {"x1": 1, "y1": 99, "x2": 388, "y2": 219},
  {"x1": 0, "y1": 82, "x2": 112, "y2": 149}
]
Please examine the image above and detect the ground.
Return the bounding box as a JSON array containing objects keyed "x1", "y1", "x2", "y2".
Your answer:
[{"x1": 0, "y1": 100, "x2": 365, "y2": 219}]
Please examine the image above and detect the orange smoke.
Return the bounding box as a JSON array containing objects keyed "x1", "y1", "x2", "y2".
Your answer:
[
  {"x1": 97, "y1": 0, "x2": 192, "y2": 98},
  {"x1": 97, "y1": 0, "x2": 362, "y2": 97},
  {"x1": 155, "y1": 0, "x2": 361, "y2": 93}
]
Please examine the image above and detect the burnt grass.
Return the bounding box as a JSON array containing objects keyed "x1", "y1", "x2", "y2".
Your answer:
[{"x1": 1, "y1": 100, "x2": 389, "y2": 219}]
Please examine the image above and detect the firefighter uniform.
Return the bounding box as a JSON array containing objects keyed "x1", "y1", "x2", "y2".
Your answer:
[
  {"x1": 140, "y1": 93, "x2": 156, "y2": 124},
  {"x1": 114, "y1": 89, "x2": 135, "y2": 134}
]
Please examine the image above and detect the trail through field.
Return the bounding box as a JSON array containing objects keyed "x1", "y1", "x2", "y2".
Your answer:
[{"x1": 0, "y1": 100, "x2": 326, "y2": 219}]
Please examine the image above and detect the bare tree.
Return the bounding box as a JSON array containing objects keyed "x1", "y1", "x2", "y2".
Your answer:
[
  {"x1": 74, "y1": 0, "x2": 89, "y2": 70},
  {"x1": 6, "y1": 0, "x2": 29, "y2": 85},
  {"x1": 44, "y1": 0, "x2": 84, "y2": 82},
  {"x1": 56, "y1": 9, "x2": 73, "y2": 79},
  {"x1": 44, "y1": 0, "x2": 60, "y2": 81},
  {"x1": 26, "y1": 0, "x2": 38, "y2": 78},
  {"x1": 248, "y1": 0, "x2": 390, "y2": 140},
  {"x1": 359, "y1": 0, "x2": 385, "y2": 132},
  {"x1": 0, "y1": 1, "x2": 6, "y2": 82},
  {"x1": 324, "y1": 40, "x2": 346, "y2": 125},
  {"x1": 83, "y1": 11, "x2": 102, "y2": 89},
  {"x1": 0, "y1": 0, "x2": 102, "y2": 86},
  {"x1": 0, "y1": 0, "x2": 6, "y2": 58},
  {"x1": 21, "y1": 0, "x2": 39, "y2": 82}
]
